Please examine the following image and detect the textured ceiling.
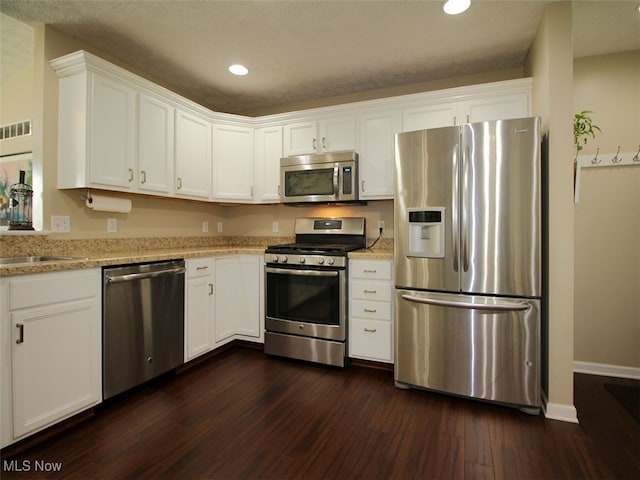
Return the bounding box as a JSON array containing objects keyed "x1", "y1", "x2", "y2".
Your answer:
[{"x1": 1, "y1": 0, "x2": 638, "y2": 115}]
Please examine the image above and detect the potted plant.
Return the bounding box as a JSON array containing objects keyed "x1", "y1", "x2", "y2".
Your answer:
[{"x1": 573, "y1": 110, "x2": 601, "y2": 157}]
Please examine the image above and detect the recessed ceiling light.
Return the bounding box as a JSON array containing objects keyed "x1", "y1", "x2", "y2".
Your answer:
[
  {"x1": 228, "y1": 64, "x2": 249, "y2": 76},
  {"x1": 443, "y1": 0, "x2": 470, "y2": 15}
]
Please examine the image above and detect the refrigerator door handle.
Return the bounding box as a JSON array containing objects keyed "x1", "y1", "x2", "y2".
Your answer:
[
  {"x1": 401, "y1": 294, "x2": 530, "y2": 312},
  {"x1": 461, "y1": 140, "x2": 470, "y2": 272},
  {"x1": 452, "y1": 143, "x2": 459, "y2": 273}
]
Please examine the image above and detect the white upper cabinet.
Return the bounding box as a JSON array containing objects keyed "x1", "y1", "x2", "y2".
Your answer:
[
  {"x1": 52, "y1": 51, "x2": 532, "y2": 206},
  {"x1": 212, "y1": 124, "x2": 255, "y2": 202},
  {"x1": 174, "y1": 109, "x2": 212, "y2": 200},
  {"x1": 357, "y1": 109, "x2": 402, "y2": 200},
  {"x1": 88, "y1": 74, "x2": 137, "y2": 188},
  {"x1": 402, "y1": 102, "x2": 458, "y2": 132},
  {"x1": 56, "y1": 68, "x2": 137, "y2": 190},
  {"x1": 461, "y1": 93, "x2": 530, "y2": 123},
  {"x1": 254, "y1": 126, "x2": 283, "y2": 203},
  {"x1": 138, "y1": 93, "x2": 174, "y2": 194},
  {"x1": 283, "y1": 117, "x2": 356, "y2": 156}
]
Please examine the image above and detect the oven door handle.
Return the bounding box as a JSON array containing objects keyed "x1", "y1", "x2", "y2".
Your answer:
[{"x1": 266, "y1": 267, "x2": 339, "y2": 277}]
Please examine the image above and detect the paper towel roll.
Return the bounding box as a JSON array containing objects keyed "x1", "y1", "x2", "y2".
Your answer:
[{"x1": 86, "y1": 194, "x2": 132, "y2": 213}]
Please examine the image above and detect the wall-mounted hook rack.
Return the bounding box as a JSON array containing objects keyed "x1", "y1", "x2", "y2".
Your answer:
[{"x1": 575, "y1": 148, "x2": 640, "y2": 203}]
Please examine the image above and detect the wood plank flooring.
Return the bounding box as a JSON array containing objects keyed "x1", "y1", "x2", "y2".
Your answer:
[{"x1": 2, "y1": 347, "x2": 639, "y2": 479}]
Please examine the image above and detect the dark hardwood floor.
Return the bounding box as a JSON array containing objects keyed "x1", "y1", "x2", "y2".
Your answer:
[{"x1": 2, "y1": 347, "x2": 639, "y2": 479}]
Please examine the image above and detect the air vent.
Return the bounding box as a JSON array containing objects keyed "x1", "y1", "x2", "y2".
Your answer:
[{"x1": 0, "y1": 120, "x2": 32, "y2": 141}]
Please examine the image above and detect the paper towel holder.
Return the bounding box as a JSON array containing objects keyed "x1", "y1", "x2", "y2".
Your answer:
[{"x1": 83, "y1": 189, "x2": 133, "y2": 214}]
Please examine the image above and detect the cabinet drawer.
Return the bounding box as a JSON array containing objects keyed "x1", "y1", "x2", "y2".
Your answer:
[
  {"x1": 350, "y1": 261, "x2": 392, "y2": 280},
  {"x1": 187, "y1": 258, "x2": 214, "y2": 279},
  {"x1": 351, "y1": 299, "x2": 391, "y2": 321},
  {"x1": 9, "y1": 269, "x2": 100, "y2": 310},
  {"x1": 350, "y1": 280, "x2": 392, "y2": 302},
  {"x1": 349, "y1": 318, "x2": 392, "y2": 362}
]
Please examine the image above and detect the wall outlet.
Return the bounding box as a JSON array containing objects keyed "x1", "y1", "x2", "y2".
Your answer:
[
  {"x1": 272, "y1": 221, "x2": 279, "y2": 233},
  {"x1": 378, "y1": 221, "x2": 385, "y2": 232},
  {"x1": 107, "y1": 218, "x2": 117, "y2": 233},
  {"x1": 51, "y1": 215, "x2": 70, "y2": 233},
  {"x1": 202, "y1": 221, "x2": 209, "y2": 233},
  {"x1": 217, "y1": 222, "x2": 223, "y2": 233}
]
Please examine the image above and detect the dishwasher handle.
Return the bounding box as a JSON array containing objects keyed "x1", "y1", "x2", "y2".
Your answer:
[{"x1": 106, "y1": 266, "x2": 186, "y2": 283}]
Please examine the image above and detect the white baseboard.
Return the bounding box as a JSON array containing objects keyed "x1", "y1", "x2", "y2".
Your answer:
[
  {"x1": 544, "y1": 402, "x2": 579, "y2": 423},
  {"x1": 541, "y1": 389, "x2": 579, "y2": 423},
  {"x1": 574, "y1": 361, "x2": 640, "y2": 380}
]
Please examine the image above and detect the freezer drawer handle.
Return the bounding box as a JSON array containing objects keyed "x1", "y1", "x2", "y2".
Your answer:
[
  {"x1": 401, "y1": 294, "x2": 530, "y2": 311},
  {"x1": 106, "y1": 266, "x2": 186, "y2": 283}
]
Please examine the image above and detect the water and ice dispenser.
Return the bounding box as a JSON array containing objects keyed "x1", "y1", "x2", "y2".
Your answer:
[{"x1": 407, "y1": 208, "x2": 445, "y2": 258}]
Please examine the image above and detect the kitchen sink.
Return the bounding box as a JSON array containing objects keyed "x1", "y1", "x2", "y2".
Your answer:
[{"x1": 0, "y1": 256, "x2": 88, "y2": 265}]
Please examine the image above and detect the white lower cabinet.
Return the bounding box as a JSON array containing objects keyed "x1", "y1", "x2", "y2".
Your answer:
[
  {"x1": 215, "y1": 256, "x2": 263, "y2": 345},
  {"x1": 348, "y1": 259, "x2": 394, "y2": 363},
  {"x1": 185, "y1": 258, "x2": 216, "y2": 361},
  {"x1": 1, "y1": 269, "x2": 102, "y2": 448},
  {"x1": 185, "y1": 255, "x2": 263, "y2": 362}
]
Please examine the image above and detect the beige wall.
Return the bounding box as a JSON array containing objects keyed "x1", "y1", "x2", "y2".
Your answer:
[
  {"x1": 525, "y1": 1, "x2": 575, "y2": 417},
  {"x1": 0, "y1": 13, "x2": 34, "y2": 157},
  {"x1": 573, "y1": 51, "x2": 640, "y2": 369}
]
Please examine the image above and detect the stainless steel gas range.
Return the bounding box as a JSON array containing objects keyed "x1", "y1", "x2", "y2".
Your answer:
[{"x1": 264, "y1": 217, "x2": 367, "y2": 367}]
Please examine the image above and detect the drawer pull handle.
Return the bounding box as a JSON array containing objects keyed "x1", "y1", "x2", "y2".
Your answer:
[
  {"x1": 363, "y1": 289, "x2": 377, "y2": 294},
  {"x1": 364, "y1": 308, "x2": 377, "y2": 313},
  {"x1": 364, "y1": 328, "x2": 377, "y2": 333},
  {"x1": 16, "y1": 323, "x2": 24, "y2": 344},
  {"x1": 196, "y1": 266, "x2": 209, "y2": 271},
  {"x1": 363, "y1": 269, "x2": 377, "y2": 273}
]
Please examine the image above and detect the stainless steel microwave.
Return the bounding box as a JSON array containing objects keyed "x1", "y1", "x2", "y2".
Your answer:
[{"x1": 280, "y1": 151, "x2": 359, "y2": 203}]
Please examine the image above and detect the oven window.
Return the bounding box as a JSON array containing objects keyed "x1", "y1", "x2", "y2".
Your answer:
[
  {"x1": 284, "y1": 168, "x2": 335, "y2": 197},
  {"x1": 267, "y1": 270, "x2": 340, "y2": 325}
]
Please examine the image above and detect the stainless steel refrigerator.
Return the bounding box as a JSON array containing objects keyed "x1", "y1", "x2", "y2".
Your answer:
[{"x1": 394, "y1": 117, "x2": 541, "y2": 411}]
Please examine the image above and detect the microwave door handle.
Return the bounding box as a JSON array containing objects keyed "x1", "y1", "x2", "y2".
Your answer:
[{"x1": 334, "y1": 165, "x2": 340, "y2": 196}]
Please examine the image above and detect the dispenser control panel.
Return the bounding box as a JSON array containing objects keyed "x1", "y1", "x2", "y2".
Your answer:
[{"x1": 407, "y1": 207, "x2": 445, "y2": 258}]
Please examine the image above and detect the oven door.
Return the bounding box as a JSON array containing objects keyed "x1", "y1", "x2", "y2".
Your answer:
[{"x1": 265, "y1": 265, "x2": 346, "y2": 341}]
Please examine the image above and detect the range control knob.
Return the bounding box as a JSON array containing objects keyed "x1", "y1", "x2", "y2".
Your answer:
[
  {"x1": 271, "y1": 255, "x2": 279, "y2": 263},
  {"x1": 280, "y1": 255, "x2": 288, "y2": 263},
  {"x1": 299, "y1": 256, "x2": 306, "y2": 264},
  {"x1": 317, "y1": 257, "x2": 325, "y2": 265},
  {"x1": 326, "y1": 257, "x2": 335, "y2": 265}
]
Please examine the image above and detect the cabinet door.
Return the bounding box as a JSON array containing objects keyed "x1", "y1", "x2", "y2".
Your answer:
[
  {"x1": 319, "y1": 117, "x2": 356, "y2": 152},
  {"x1": 402, "y1": 102, "x2": 458, "y2": 132},
  {"x1": 233, "y1": 256, "x2": 262, "y2": 338},
  {"x1": 254, "y1": 126, "x2": 283, "y2": 202},
  {"x1": 138, "y1": 93, "x2": 174, "y2": 194},
  {"x1": 212, "y1": 125, "x2": 255, "y2": 202},
  {"x1": 175, "y1": 109, "x2": 212, "y2": 199},
  {"x1": 358, "y1": 110, "x2": 401, "y2": 199},
  {"x1": 283, "y1": 121, "x2": 318, "y2": 155},
  {"x1": 461, "y1": 93, "x2": 530, "y2": 123},
  {"x1": 214, "y1": 258, "x2": 238, "y2": 343},
  {"x1": 215, "y1": 256, "x2": 262, "y2": 343},
  {"x1": 185, "y1": 261, "x2": 215, "y2": 361},
  {"x1": 12, "y1": 298, "x2": 101, "y2": 438},
  {"x1": 89, "y1": 73, "x2": 136, "y2": 188}
]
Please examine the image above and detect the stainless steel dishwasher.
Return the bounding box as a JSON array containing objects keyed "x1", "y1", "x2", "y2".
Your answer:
[{"x1": 103, "y1": 259, "x2": 185, "y2": 399}]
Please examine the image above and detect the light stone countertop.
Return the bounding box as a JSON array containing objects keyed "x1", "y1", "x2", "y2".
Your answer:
[{"x1": 0, "y1": 235, "x2": 393, "y2": 277}]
